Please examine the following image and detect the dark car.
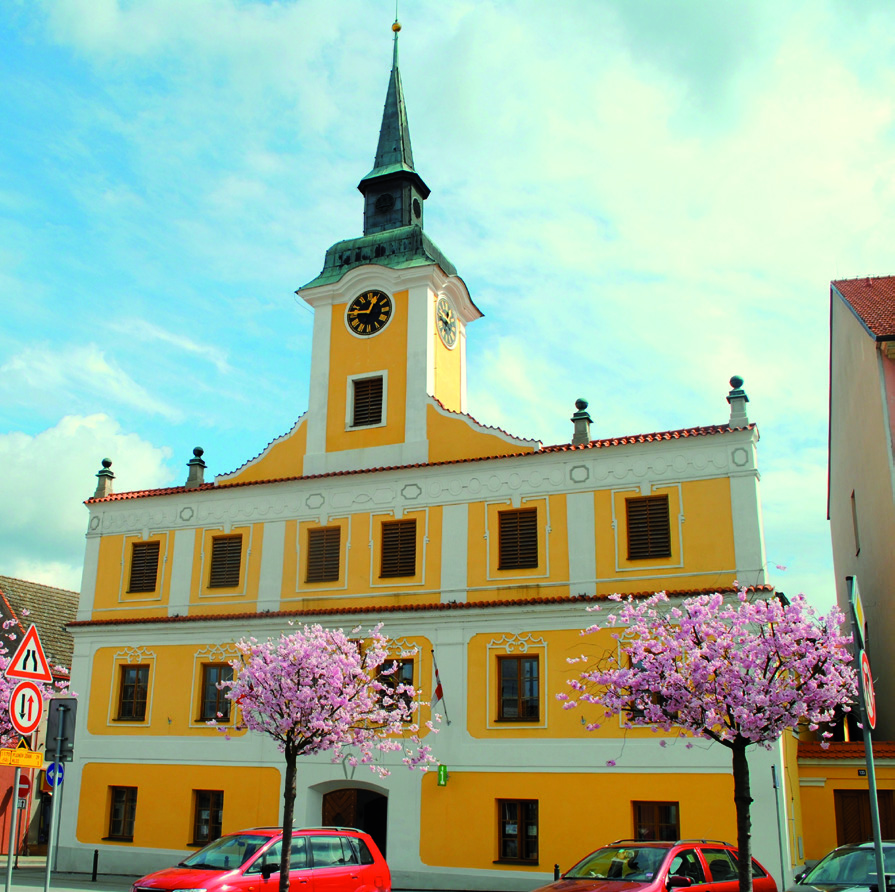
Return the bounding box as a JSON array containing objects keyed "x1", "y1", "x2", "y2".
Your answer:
[
  {"x1": 132, "y1": 826, "x2": 390, "y2": 892},
  {"x1": 789, "y1": 841, "x2": 895, "y2": 892},
  {"x1": 533, "y1": 839, "x2": 778, "y2": 892}
]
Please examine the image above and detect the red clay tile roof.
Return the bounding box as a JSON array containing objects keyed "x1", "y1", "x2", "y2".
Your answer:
[
  {"x1": 86, "y1": 422, "x2": 753, "y2": 504},
  {"x1": 799, "y1": 741, "x2": 895, "y2": 760},
  {"x1": 67, "y1": 584, "x2": 776, "y2": 628},
  {"x1": 832, "y1": 276, "x2": 895, "y2": 338}
]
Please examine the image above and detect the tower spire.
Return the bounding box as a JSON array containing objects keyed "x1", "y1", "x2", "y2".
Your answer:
[{"x1": 358, "y1": 18, "x2": 430, "y2": 236}]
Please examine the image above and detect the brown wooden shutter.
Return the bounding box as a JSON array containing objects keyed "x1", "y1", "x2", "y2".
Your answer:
[
  {"x1": 208, "y1": 535, "x2": 242, "y2": 587},
  {"x1": 498, "y1": 508, "x2": 538, "y2": 570},
  {"x1": 306, "y1": 527, "x2": 341, "y2": 582},
  {"x1": 128, "y1": 541, "x2": 160, "y2": 593},
  {"x1": 352, "y1": 377, "x2": 383, "y2": 427},
  {"x1": 626, "y1": 496, "x2": 672, "y2": 559},
  {"x1": 380, "y1": 519, "x2": 417, "y2": 578}
]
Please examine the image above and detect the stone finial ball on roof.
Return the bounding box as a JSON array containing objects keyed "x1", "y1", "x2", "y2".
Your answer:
[
  {"x1": 729, "y1": 375, "x2": 744, "y2": 390},
  {"x1": 392, "y1": 20, "x2": 401, "y2": 32},
  {"x1": 101, "y1": 458, "x2": 112, "y2": 469},
  {"x1": 193, "y1": 447, "x2": 204, "y2": 458},
  {"x1": 575, "y1": 398, "x2": 588, "y2": 411}
]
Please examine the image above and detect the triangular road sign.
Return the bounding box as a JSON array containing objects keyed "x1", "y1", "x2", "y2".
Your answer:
[
  {"x1": 15, "y1": 738, "x2": 32, "y2": 751},
  {"x1": 5, "y1": 625, "x2": 52, "y2": 683}
]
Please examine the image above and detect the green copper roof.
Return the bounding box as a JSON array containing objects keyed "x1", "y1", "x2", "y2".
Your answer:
[{"x1": 302, "y1": 226, "x2": 457, "y2": 289}]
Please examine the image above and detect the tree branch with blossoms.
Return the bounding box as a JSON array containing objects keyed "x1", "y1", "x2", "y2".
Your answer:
[{"x1": 560, "y1": 589, "x2": 856, "y2": 892}]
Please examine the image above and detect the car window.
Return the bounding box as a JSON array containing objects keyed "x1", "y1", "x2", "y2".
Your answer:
[
  {"x1": 346, "y1": 836, "x2": 375, "y2": 866},
  {"x1": 245, "y1": 838, "x2": 308, "y2": 874},
  {"x1": 310, "y1": 836, "x2": 355, "y2": 868},
  {"x1": 805, "y1": 849, "x2": 883, "y2": 885},
  {"x1": 728, "y1": 851, "x2": 768, "y2": 878},
  {"x1": 566, "y1": 847, "x2": 666, "y2": 881},
  {"x1": 703, "y1": 850, "x2": 738, "y2": 883},
  {"x1": 668, "y1": 849, "x2": 706, "y2": 885},
  {"x1": 182, "y1": 834, "x2": 271, "y2": 870}
]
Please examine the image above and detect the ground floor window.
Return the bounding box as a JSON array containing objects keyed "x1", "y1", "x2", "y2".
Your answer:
[
  {"x1": 633, "y1": 801, "x2": 680, "y2": 841},
  {"x1": 108, "y1": 786, "x2": 137, "y2": 841},
  {"x1": 498, "y1": 799, "x2": 538, "y2": 863},
  {"x1": 193, "y1": 790, "x2": 224, "y2": 845}
]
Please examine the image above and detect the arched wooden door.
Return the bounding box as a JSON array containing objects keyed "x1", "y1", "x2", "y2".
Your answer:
[{"x1": 322, "y1": 789, "x2": 388, "y2": 857}]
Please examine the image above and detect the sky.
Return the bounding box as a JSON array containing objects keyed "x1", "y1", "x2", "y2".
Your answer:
[{"x1": 2, "y1": 0, "x2": 894, "y2": 612}]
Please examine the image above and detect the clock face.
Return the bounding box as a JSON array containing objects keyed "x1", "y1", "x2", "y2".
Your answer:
[
  {"x1": 346, "y1": 290, "x2": 393, "y2": 336},
  {"x1": 435, "y1": 296, "x2": 458, "y2": 348}
]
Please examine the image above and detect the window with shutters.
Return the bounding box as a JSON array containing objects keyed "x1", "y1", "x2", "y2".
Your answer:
[
  {"x1": 306, "y1": 527, "x2": 341, "y2": 583},
  {"x1": 380, "y1": 519, "x2": 417, "y2": 578},
  {"x1": 351, "y1": 376, "x2": 383, "y2": 427},
  {"x1": 208, "y1": 535, "x2": 242, "y2": 588},
  {"x1": 497, "y1": 655, "x2": 539, "y2": 721},
  {"x1": 626, "y1": 495, "x2": 672, "y2": 560},
  {"x1": 128, "y1": 541, "x2": 160, "y2": 593},
  {"x1": 498, "y1": 508, "x2": 538, "y2": 570}
]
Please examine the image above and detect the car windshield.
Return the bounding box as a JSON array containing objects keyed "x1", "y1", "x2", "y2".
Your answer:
[
  {"x1": 179, "y1": 834, "x2": 271, "y2": 870},
  {"x1": 804, "y1": 848, "x2": 895, "y2": 887},
  {"x1": 566, "y1": 847, "x2": 667, "y2": 882}
]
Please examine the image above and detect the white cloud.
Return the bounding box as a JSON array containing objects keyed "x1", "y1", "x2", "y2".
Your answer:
[
  {"x1": 110, "y1": 319, "x2": 232, "y2": 374},
  {"x1": 0, "y1": 415, "x2": 173, "y2": 590},
  {"x1": 0, "y1": 344, "x2": 180, "y2": 421}
]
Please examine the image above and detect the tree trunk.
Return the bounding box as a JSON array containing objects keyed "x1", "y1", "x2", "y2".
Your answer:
[
  {"x1": 731, "y1": 742, "x2": 754, "y2": 892},
  {"x1": 279, "y1": 743, "x2": 298, "y2": 892}
]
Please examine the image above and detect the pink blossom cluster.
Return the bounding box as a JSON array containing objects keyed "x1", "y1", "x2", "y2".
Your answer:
[
  {"x1": 559, "y1": 590, "x2": 857, "y2": 748},
  {"x1": 219, "y1": 623, "x2": 437, "y2": 776}
]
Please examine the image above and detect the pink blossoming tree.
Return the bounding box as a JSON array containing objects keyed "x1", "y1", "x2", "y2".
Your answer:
[
  {"x1": 560, "y1": 590, "x2": 856, "y2": 892},
  {"x1": 221, "y1": 623, "x2": 436, "y2": 892}
]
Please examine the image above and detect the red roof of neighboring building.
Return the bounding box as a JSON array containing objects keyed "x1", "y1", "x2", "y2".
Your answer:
[
  {"x1": 67, "y1": 584, "x2": 776, "y2": 628},
  {"x1": 86, "y1": 422, "x2": 753, "y2": 504},
  {"x1": 799, "y1": 741, "x2": 895, "y2": 760},
  {"x1": 833, "y1": 276, "x2": 895, "y2": 338}
]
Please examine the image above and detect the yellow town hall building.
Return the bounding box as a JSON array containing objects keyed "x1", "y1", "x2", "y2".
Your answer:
[{"x1": 58, "y1": 25, "x2": 807, "y2": 891}]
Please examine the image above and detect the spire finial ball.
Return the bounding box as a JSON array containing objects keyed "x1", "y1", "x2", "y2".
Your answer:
[
  {"x1": 392, "y1": 21, "x2": 401, "y2": 32},
  {"x1": 729, "y1": 375, "x2": 744, "y2": 390}
]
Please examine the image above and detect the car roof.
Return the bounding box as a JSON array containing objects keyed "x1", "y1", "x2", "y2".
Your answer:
[
  {"x1": 609, "y1": 840, "x2": 735, "y2": 848},
  {"x1": 232, "y1": 826, "x2": 368, "y2": 837}
]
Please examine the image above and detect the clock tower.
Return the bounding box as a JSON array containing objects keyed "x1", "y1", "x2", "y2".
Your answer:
[{"x1": 221, "y1": 23, "x2": 537, "y2": 485}]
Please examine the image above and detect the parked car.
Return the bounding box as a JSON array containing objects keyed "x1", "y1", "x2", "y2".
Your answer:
[
  {"x1": 132, "y1": 826, "x2": 390, "y2": 892},
  {"x1": 532, "y1": 839, "x2": 778, "y2": 892},
  {"x1": 788, "y1": 841, "x2": 895, "y2": 892}
]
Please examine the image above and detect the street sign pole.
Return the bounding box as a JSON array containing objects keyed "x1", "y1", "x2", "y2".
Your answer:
[
  {"x1": 4, "y1": 766, "x2": 21, "y2": 892},
  {"x1": 43, "y1": 706, "x2": 67, "y2": 892},
  {"x1": 847, "y1": 576, "x2": 886, "y2": 891}
]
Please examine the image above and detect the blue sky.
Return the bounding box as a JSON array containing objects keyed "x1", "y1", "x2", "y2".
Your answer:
[{"x1": 2, "y1": 0, "x2": 894, "y2": 609}]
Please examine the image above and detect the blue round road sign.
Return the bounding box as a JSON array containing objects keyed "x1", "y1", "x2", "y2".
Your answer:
[{"x1": 46, "y1": 762, "x2": 64, "y2": 787}]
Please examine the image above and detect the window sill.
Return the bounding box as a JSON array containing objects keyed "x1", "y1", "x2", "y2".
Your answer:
[{"x1": 493, "y1": 860, "x2": 539, "y2": 866}]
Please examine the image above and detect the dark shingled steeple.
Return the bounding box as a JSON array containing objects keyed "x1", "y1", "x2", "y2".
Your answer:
[{"x1": 302, "y1": 20, "x2": 455, "y2": 290}]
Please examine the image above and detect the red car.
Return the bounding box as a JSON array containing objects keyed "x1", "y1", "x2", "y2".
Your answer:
[
  {"x1": 132, "y1": 826, "x2": 390, "y2": 892},
  {"x1": 533, "y1": 839, "x2": 778, "y2": 892}
]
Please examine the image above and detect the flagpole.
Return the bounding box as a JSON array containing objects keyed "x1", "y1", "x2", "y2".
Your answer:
[{"x1": 431, "y1": 649, "x2": 451, "y2": 726}]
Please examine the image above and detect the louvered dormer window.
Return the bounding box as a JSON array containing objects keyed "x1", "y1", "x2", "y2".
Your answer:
[
  {"x1": 208, "y1": 535, "x2": 242, "y2": 587},
  {"x1": 626, "y1": 495, "x2": 672, "y2": 559},
  {"x1": 380, "y1": 519, "x2": 417, "y2": 578},
  {"x1": 352, "y1": 376, "x2": 383, "y2": 427},
  {"x1": 498, "y1": 508, "x2": 538, "y2": 570}
]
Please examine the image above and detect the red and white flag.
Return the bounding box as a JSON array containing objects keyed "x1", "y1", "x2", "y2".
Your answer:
[{"x1": 431, "y1": 649, "x2": 450, "y2": 724}]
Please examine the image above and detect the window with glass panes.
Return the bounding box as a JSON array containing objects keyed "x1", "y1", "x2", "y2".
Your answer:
[
  {"x1": 633, "y1": 801, "x2": 680, "y2": 841},
  {"x1": 117, "y1": 665, "x2": 149, "y2": 720},
  {"x1": 200, "y1": 664, "x2": 233, "y2": 721},
  {"x1": 498, "y1": 655, "x2": 539, "y2": 721},
  {"x1": 498, "y1": 799, "x2": 538, "y2": 862},
  {"x1": 108, "y1": 786, "x2": 137, "y2": 840},
  {"x1": 193, "y1": 790, "x2": 224, "y2": 845},
  {"x1": 377, "y1": 658, "x2": 414, "y2": 715}
]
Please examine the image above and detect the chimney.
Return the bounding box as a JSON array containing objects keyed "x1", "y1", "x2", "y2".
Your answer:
[
  {"x1": 571, "y1": 398, "x2": 592, "y2": 446},
  {"x1": 93, "y1": 458, "x2": 114, "y2": 499},
  {"x1": 726, "y1": 376, "x2": 750, "y2": 429},
  {"x1": 185, "y1": 447, "x2": 206, "y2": 489}
]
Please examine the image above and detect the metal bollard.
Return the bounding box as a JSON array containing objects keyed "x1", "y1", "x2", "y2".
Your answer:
[
  {"x1": 92, "y1": 849, "x2": 99, "y2": 882},
  {"x1": 555, "y1": 864, "x2": 561, "y2": 880}
]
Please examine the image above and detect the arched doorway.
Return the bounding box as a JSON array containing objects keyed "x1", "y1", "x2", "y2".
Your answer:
[{"x1": 322, "y1": 789, "x2": 388, "y2": 857}]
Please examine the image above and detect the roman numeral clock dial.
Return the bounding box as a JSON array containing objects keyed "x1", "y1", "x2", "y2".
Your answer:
[
  {"x1": 346, "y1": 290, "x2": 393, "y2": 336},
  {"x1": 436, "y1": 296, "x2": 457, "y2": 348}
]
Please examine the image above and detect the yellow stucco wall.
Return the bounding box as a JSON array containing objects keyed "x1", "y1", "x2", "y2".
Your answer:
[
  {"x1": 426, "y1": 405, "x2": 537, "y2": 464},
  {"x1": 221, "y1": 418, "x2": 308, "y2": 484},
  {"x1": 326, "y1": 290, "x2": 409, "y2": 453},
  {"x1": 77, "y1": 763, "x2": 281, "y2": 848},
  {"x1": 432, "y1": 323, "x2": 462, "y2": 412},
  {"x1": 420, "y1": 770, "x2": 737, "y2": 872}
]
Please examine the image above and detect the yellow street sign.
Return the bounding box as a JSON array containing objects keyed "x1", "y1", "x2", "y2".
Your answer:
[{"x1": 0, "y1": 747, "x2": 44, "y2": 768}]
